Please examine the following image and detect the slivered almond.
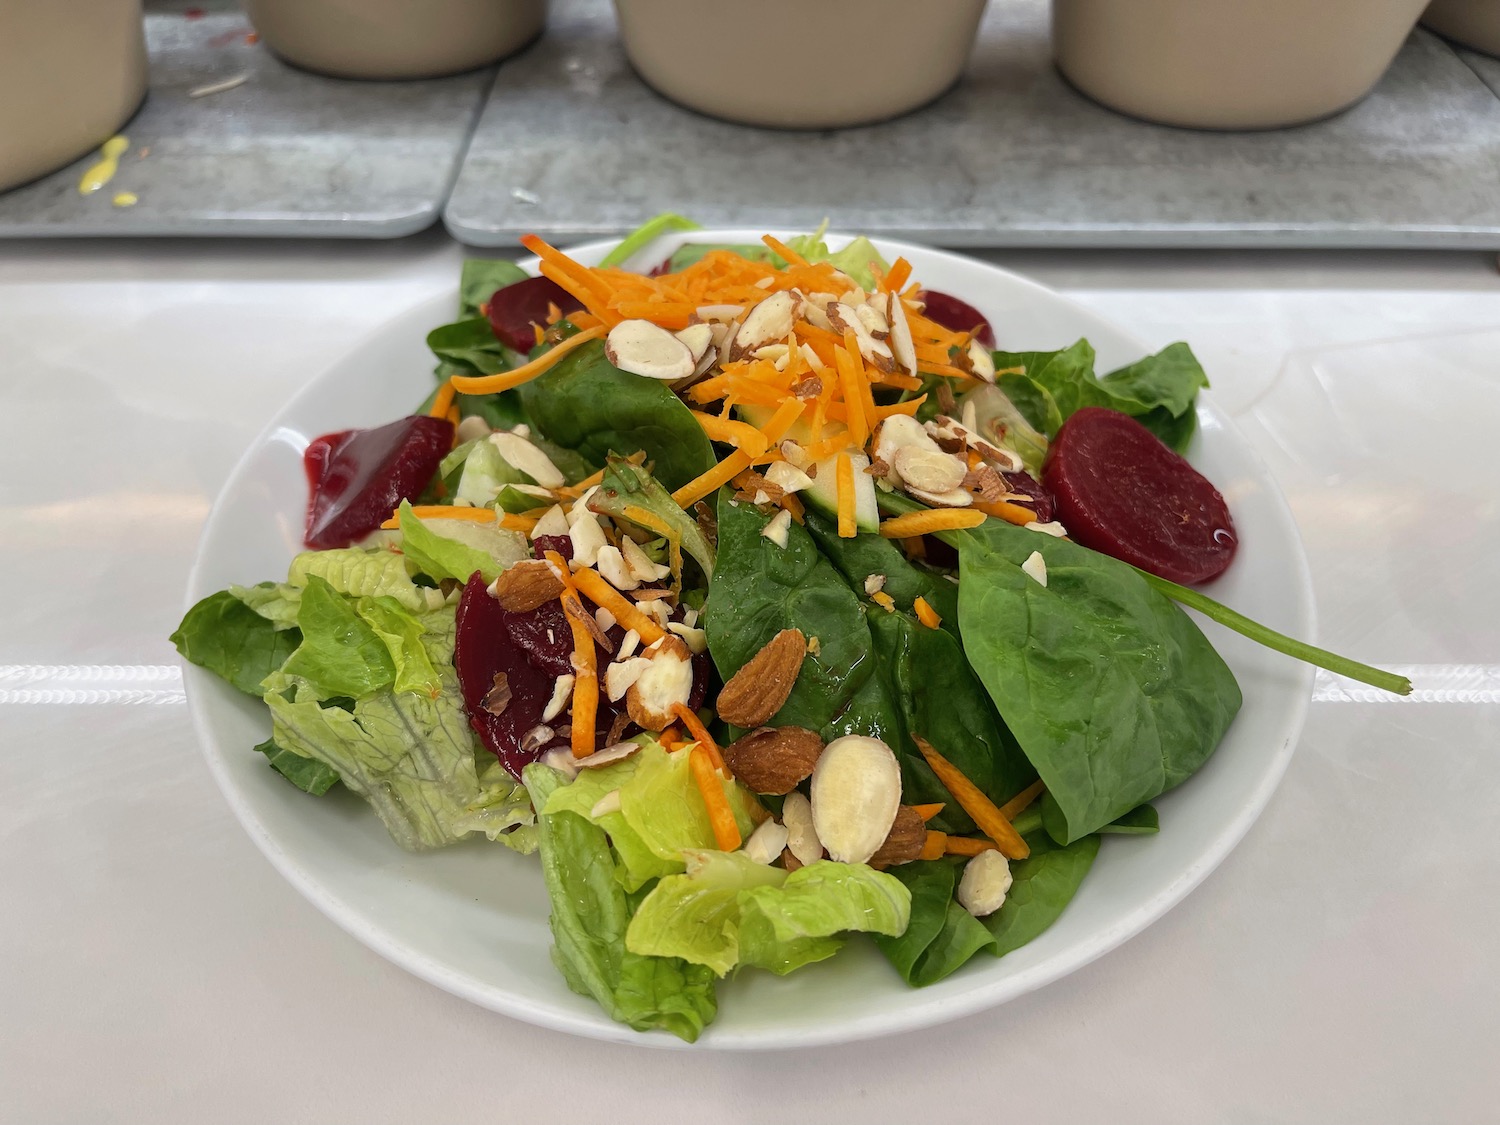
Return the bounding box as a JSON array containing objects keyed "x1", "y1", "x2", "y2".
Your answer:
[
  {"x1": 489, "y1": 559, "x2": 565, "y2": 612},
  {"x1": 675, "y1": 323, "x2": 714, "y2": 363},
  {"x1": 715, "y1": 628, "x2": 806, "y2": 728},
  {"x1": 722, "y1": 726, "x2": 824, "y2": 794},
  {"x1": 886, "y1": 291, "x2": 918, "y2": 375},
  {"x1": 562, "y1": 591, "x2": 613, "y2": 653},
  {"x1": 791, "y1": 375, "x2": 823, "y2": 400}
]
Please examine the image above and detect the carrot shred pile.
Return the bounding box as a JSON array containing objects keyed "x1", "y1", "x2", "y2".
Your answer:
[
  {"x1": 494, "y1": 235, "x2": 998, "y2": 520},
  {"x1": 912, "y1": 734, "x2": 1030, "y2": 860}
]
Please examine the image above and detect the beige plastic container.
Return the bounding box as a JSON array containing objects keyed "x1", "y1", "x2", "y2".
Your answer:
[
  {"x1": 1422, "y1": 0, "x2": 1500, "y2": 57},
  {"x1": 613, "y1": 0, "x2": 989, "y2": 129},
  {"x1": 0, "y1": 0, "x2": 147, "y2": 193},
  {"x1": 242, "y1": 0, "x2": 547, "y2": 80},
  {"x1": 1052, "y1": 0, "x2": 1430, "y2": 130}
]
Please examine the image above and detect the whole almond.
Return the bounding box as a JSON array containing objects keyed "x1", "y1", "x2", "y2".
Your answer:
[
  {"x1": 722, "y1": 726, "x2": 824, "y2": 795},
  {"x1": 869, "y1": 805, "x2": 927, "y2": 867},
  {"x1": 490, "y1": 559, "x2": 565, "y2": 612},
  {"x1": 716, "y1": 628, "x2": 806, "y2": 727}
]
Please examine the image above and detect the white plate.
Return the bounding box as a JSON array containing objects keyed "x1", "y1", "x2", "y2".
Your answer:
[{"x1": 183, "y1": 231, "x2": 1314, "y2": 1049}]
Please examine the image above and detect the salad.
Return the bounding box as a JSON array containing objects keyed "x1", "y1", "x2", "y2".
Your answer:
[{"x1": 173, "y1": 219, "x2": 1409, "y2": 1041}]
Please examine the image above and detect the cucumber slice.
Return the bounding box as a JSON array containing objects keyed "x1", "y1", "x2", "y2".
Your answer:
[{"x1": 804, "y1": 452, "x2": 879, "y2": 534}]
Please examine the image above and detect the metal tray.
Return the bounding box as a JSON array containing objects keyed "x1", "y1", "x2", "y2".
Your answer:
[
  {"x1": 445, "y1": 0, "x2": 1500, "y2": 249},
  {"x1": 0, "y1": 1, "x2": 494, "y2": 239}
]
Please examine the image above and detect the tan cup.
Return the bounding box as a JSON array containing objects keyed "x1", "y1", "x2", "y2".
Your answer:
[
  {"x1": 613, "y1": 0, "x2": 989, "y2": 129},
  {"x1": 242, "y1": 0, "x2": 547, "y2": 80},
  {"x1": 0, "y1": 0, "x2": 147, "y2": 193},
  {"x1": 1422, "y1": 0, "x2": 1500, "y2": 57},
  {"x1": 1053, "y1": 0, "x2": 1430, "y2": 129}
]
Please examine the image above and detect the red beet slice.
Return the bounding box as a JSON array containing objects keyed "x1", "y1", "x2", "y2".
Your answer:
[
  {"x1": 303, "y1": 415, "x2": 453, "y2": 550},
  {"x1": 1042, "y1": 407, "x2": 1236, "y2": 585},
  {"x1": 1001, "y1": 469, "x2": 1055, "y2": 524},
  {"x1": 486, "y1": 276, "x2": 584, "y2": 353},
  {"x1": 922, "y1": 290, "x2": 996, "y2": 349}
]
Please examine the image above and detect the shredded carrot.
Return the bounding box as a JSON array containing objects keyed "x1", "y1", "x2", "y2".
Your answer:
[
  {"x1": 571, "y1": 565, "x2": 667, "y2": 645},
  {"x1": 878, "y1": 508, "x2": 987, "y2": 539},
  {"x1": 761, "y1": 234, "x2": 808, "y2": 267},
  {"x1": 919, "y1": 831, "x2": 947, "y2": 861},
  {"x1": 692, "y1": 411, "x2": 770, "y2": 457},
  {"x1": 871, "y1": 591, "x2": 896, "y2": 613},
  {"x1": 999, "y1": 780, "x2": 1046, "y2": 821},
  {"x1": 759, "y1": 395, "x2": 807, "y2": 446},
  {"x1": 557, "y1": 466, "x2": 606, "y2": 498},
  {"x1": 912, "y1": 734, "x2": 1029, "y2": 860},
  {"x1": 531, "y1": 323, "x2": 545, "y2": 348},
  {"x1": 835, "y1": 452, "x2": 856, "y2": 538},
  {"x1": 545, "y1": 551, "x2": 599, "y2": 759},
  {"x1": 835, "y1": 334, "x2": 869, "y2": 449},
  {"x1": 671, "y1": 702, "x2": 727, "y2": 775},
  {"x1": 447, "y1": 325, "x2": 604, "y2": 395},
  {"x1": 872, "y1": 396, "x2": 927, "y2": 420},
  {"x1": 913, "y1": 596, "x2": 942, "y2": 630},
  {"x1": 380, "y1": 505, "x2": 497, "y2": 529},
  {"x1": 945, "y1": 836, "x2": 1001, "y2": 857},
  {"x1": 445, "y1": 404, "x2": 461, "y2": 428},
  {"x1": 912, "y1": 803, "x2": 946, "y2": 822},
  {"x1": 883, "y1": 258, "x2": 913, "y2": 293},
  {"x1": 672, "y1": 451, "x2": 751, "y2": 508},
  {"x1": 972, "y1": 499, "x2": 1039, "y2": 527},
  {"x1": 657, "y1": 726, "x2": 684, "y2": 750},
  {"x1": 690, "y1": 744, "x2": 742, "y2": 851},
  {"x1": 429, "y1": 380, "x2": 457, "y2": 419},
  {"x1": 499, "y1": 513, "x2": 541, "y2": 533}
]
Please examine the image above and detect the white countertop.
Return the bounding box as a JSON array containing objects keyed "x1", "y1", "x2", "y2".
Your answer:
[{"x1": 3, "y1": 234, "x2": 1496, "y2": 1124}]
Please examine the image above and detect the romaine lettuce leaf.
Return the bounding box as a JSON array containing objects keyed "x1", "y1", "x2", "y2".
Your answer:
[
  {"x1": 543, "y1": 741, "x2": 757, "y2": 891},
  {"x1": 170, "y1": 590, "x2": 302, "y2": 697},
  {"x1": 523, "y1": 765, "x2": 718, "y2": 1042},
  {"x1": 598, "y1": 213, "x2": 701, "y2": 270},
  {"x1": 253, "y1": 736, "x2": 340, "y2": 796},
  {"x1": 228, "y1": 582, "x2": 302, "y2": 630},
  {"x1": 288, "y1": 547, "x2": 443, "y2": 612},
  {"x1": 452, "y1": 437, "x2": 529, "y2": 505},
  {"x1": 355, "y1": 595, "x2": 442, "y2": 698},
  {"x1": 279, "y1": 575, "x2": 395, "y2": 700},
  {"x1": 395, "y1": 500, "x2": 527, "y2": 585},
  {"x1": 449, "y1": 760, "x2": 537, "y2": 852},
  {"x1": 265, "y1": 605, "x2": 522, "y2": 851},
  {"x1": 627, "y1": 850, "x2": 910, "y2": 977}
]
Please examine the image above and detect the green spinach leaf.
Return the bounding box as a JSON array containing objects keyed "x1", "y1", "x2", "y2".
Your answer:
[
  {"x1": 873, "y1": 859, "x2": 998, "y2": 987},
  {"x1": 803, "y1": 508, "x2": 958, "y2": 629},
  {"x1": 954, "y1": 519, "x2": 1241, "y2": 844},
  {"x1": 983, "y1": 833, "x2": 1101, "y2": 956},
  {"x1": 1099, "y1": 804, "x2": 1160, "y2": 835},
  {"x1": 517, "y1": 339, "x2": 716, "y2": 491},
  {"x1": 458, "y1": 258, "x2": 530, "y2": 318},
  {"x1": 704, "y1": 493, "x2": 899, "y2": 741},
  {"x1": 171, "y1": 590, "x2": 303, "y2": 697}
]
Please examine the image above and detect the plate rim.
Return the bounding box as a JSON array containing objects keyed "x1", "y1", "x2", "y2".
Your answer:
[{"x1": 183, "y1": 230, "x2": 1315, "y2": 1050}]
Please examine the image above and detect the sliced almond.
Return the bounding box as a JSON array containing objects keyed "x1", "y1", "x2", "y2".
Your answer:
[
  {"x1": 594, "y1": 544, "x2": 640, "y2": 592},
  {"x1": 531, "y1": 503, "x2": 570, "y2": 539},
  {"x1": 781, "y1": 791, "x2": 823, "y2": 866},
  {"x1": 730, "y1": 290, "x2": 801, "y2": 359},
  {"x1": 539, "y1": 746, "x2": 579, "y2": 779},
  {"x1": 760, "y1": 508, "x2": 792, "y2": 548},
  {"x1": 966, "y1": 340, "x2": 996, "y2": 384},
  {"x1": 799, "y1": 343, "x2": 825, "y2": 371},
  {"x1": 624, "y1": 636, "x2": 695, "y2": 730},
  {"x1": 864, "y1": 574, "x2": 886, "y2": 596},
  {"x1": 455, "y1": 415, "x2": 493, "y2": 444},
  {"x1": 873, "y1": 413, "x2": 941, "y2": 473},
  {"x1": 886, "y1": 291, "x2": 917, "y2": 375},
  {"x1": 567, "y1": 513, "x2": 608, "y2": 568},
  {"x1": 696, "y1": 303, "x2": 744, "y2": 322},
  {"x1": 666, "y1": 620, "x2": 708, "y2": 654},
  {"x1": 590, "y1": 789, "x2": 622, "y2": 818},
  {"x1": 1021, "y1": 550, "x2": 1048, "y2": 587},
  {"x1": 489, "y1": 431, "x2": 565, "y2": 489},
  {"x1": 907, "y1": 485, "x2": 974, "y2": 508},
  {"x1": 810, "y1": 735, "x2": 902, "y2": 865},
  {"x1": 722, "y1": 726, "x2": 824, "y2": 795},
  {"x1": 577, "y1": 739, "x2": 642, "y2": 769},
  {"x1": 854, "y1": 302, "x2": 889, "y2": 338},
  {"x1": 481, "y1": 672, "x2": 511, "y2": 715},
  {"x1": 716, "y1": 628, "x2": 806, "y2": 728},
  {"x1": 675, "y1": 323, "x2": 714, "y2": 363},
  {"x1": 891, "y1": 446, "x2": 967, "y2": 494},
  {"x1": 605, "y1": 319, "x2": 696, "y2": 381},
  {"x1": 621, "y1": 536, "x2": 671, "y2": 583},
  {"x1": 763, "y1": 460, "x2": 814, "y2": 494}
]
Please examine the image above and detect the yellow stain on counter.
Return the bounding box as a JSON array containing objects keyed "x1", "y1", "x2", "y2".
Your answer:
[
  {"x1": 78, "y1": 136, "x2": 130, "y2": 195},
  {"x1": 112, "y1": 192, "x2": 139, "y2": 208}
]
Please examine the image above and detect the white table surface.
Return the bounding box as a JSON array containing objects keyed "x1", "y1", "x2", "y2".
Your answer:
[{"x1": 2, "y1": 234, "x2": 1496, "y2": 1124}]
